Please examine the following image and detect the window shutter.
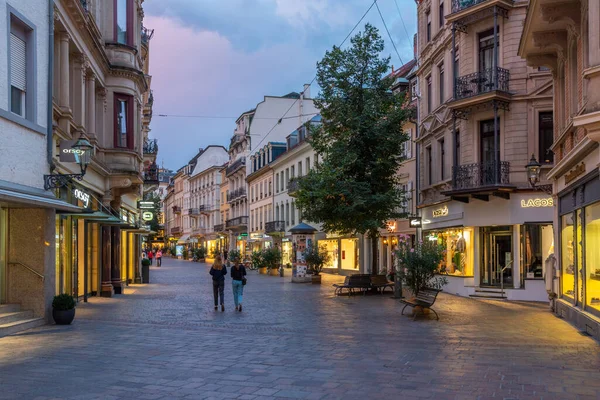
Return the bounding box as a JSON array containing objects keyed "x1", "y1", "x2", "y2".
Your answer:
[{"x1": 10, "y1": 33, "x2": 26, "y2": 91}]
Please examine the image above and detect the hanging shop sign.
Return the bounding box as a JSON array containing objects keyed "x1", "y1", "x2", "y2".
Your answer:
[
  {"x1": 142, "y1": 211, "x2": 154, "y2": 221},
  {"x1": 72, "y1": 188, "x2": 90, "y2": 208},
  {"x1": 432, "y1": 205, "x2": 449, "y2": 218},
  {"x1": 565, "y1": 163, "x2": 585, "y2": 185},
  {"x1": 59, "y1": 140, "x2": 86, "y2": 162},
  {"x1": 520, "y1": 198, "x2": 554, "y2": 208},
  {"x1": 386, "y1": 221, "x2": 396, "y2": 233},
  {"x1": 239, "y1": 232, "x2": 248, "y2": 237},
  {"x1": 138, "y1": 201, "x2": 155, "y2": 209},
  {"x1": 409, "y1": 217, "x2": 422, "y2": 227}
]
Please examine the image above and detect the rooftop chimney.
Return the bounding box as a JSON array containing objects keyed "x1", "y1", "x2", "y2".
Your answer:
[{"x1": 303, "y1": 84, "x2": 311, "y2": 99}]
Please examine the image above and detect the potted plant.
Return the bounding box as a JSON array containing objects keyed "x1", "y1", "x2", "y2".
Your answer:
[
  {"x1": 252, "y1": 251, "x2": 266, "y2": 274},
  {"x1": 262, "y1": 247, "x2": 282, "y2": 276},
  {"x1": 182, "y1": 248, "x2": 189, "y2": 260},
  {"x1": 228, "y1": 249, "x2": 241, "y2": 265},
  {"x1": 303, "y1": 245, "x2": 331, "y2": 284},
  {"x1": 197, "y1": 247, "x2": 207, "y2": 263},
  {"x1": 52, "y1": 293, "x2": 76, "y2": 325},
  {"x1": 395, "y1": 239, "x2": 447, "y2": 314}
]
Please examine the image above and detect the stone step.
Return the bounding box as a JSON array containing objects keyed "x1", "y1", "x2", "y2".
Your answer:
[
  {"x1": 469, "y1": 293, "x2": 507, "y2": 299},
  {"x1": 0, "y1": 304, "x2": 21, "y2": 313},
  {"x1": 0, "y1": 317, "x2": 45, "y2": 338},
  {"x1": 0, "y1": 310, "x2": 33, "y2": 325}
]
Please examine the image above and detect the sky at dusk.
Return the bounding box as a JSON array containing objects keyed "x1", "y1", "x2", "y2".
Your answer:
[{"x1": 144, "y1": 0, "x2": 418, "y2": 170}]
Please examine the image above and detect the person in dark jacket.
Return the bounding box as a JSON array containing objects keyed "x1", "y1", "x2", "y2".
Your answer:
[
  {"x1": 231, "y1": 258, "x2": 247, "y2": 312},
  {"x1": 209, "y1": 256, "x2": 227, "y2": 311}
]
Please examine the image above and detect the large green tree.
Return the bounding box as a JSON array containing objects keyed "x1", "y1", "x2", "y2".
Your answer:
[{"x1": 294, "y1": 24, "x2": 410, "y2": 275}]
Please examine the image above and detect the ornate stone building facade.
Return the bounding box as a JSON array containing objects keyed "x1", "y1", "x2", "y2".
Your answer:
[
  {"x1": 519, "y1": 0, "x2": 600, "y2": 340},
  {"x1": 416, "y1": 0, "x2": 554, "y2": 301}
]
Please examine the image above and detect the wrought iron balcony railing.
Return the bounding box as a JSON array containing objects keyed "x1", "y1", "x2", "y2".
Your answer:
[
  {"x1": 188, "y1": 208, "x2": 199, "y2": 216},
  {"x1": 265, "y1": 221, "x2": 286, "y2": 233},
  {"x1": 454, "y1": 67, "x2": 510, "y2": 100},
  {"x1": 451, "y1": 161, "x2": 510, "y2": 190},
  {"x1": 226, "y1": 157, "x2": 245, "y2": 176},
  {"x1": 141, "y1": 25, "x2": 154, "y2": 45},
  {"x1": 288, "y1": 179, "x2": 300, "y2": 196},
  {"x1": 172, "y1": 206, "x2": 182, "y2": 214},
  {"x1": 227, "y1": 187, "x2": 247, "y2": 202},
  {"x1": 143, "y1": 139, "x2": 158, "y2": 155},
  {"x1": 226, "y1": 216, "x2": 249, "y2": 228},
  {"x1": 451, "y1": 0, "x2": 491, "y2": 13},
  {"x1": 214, "y1": 223, "x2": 225, "y2": 232}
]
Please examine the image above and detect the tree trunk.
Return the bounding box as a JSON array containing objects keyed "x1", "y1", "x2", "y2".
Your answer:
[{"x1": 369, "y1": 230, "x2": 379, "y2": 276}]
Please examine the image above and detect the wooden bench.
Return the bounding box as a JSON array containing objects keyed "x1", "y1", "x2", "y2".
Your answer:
[
  {"x1": 370, "y1": 275, "x2": 394, "y2": 294},
  {"x1": 399, "y1": 287, "x2": 442, "y2": 320},
  {"x1": 332, "y1": 274, "x2": 372, "y2": 296}
]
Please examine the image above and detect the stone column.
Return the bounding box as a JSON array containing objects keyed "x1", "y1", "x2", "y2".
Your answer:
[
  {"x1": 111, "y1": 226, "x2": 124, "y2": 294},
  {"x1": 59, "y1": 32, "x2": 70, "y2": 109},
  {"x1": 85, "y1": 71, "x2": 96, "y2": 137},
  {"x1": 101, "y1": 226, "x2": 114, "y2": 297},
  {"x1": 96, "y1": 88, "x2": 107, "y2": 146},
  {"x1": 71, "y1": 53, "x2": 87, "y2": 128}
]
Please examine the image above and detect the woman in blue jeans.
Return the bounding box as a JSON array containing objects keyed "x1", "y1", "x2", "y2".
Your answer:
[
  {"x1": 209, "y1": 256, "x2": 227, "y2": 311},
  {"x1": 230, "y1": 259, "x2": 247, "y2": 312}
]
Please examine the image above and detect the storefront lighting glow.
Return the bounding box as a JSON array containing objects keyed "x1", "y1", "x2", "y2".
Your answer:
[
  {"x1": 432, "y1": 205, "x2": 449, "y2": 218},
  {"x1": 520, "y1": 198, "x2": 553, "y2": 208}
]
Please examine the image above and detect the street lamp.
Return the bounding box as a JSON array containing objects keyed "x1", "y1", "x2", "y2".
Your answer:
[
  {"x1": 525, "y1": 154, "x2": 552, "y2": 195},
  {"x1": 44, "y1": 133, "x2": 93, "y2": 190}
]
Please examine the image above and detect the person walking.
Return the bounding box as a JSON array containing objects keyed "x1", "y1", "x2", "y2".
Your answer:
[
  {"x1": 156, "y1": 249, "x2": 162, "y2": 267},
  {"x1": 231, "y1": 258, "x2": 247, "y2": 312},
  {"x1": 209, "y1": 255, "x2": 227, "y2": 311},
  {"x1": 147, "y1": 249, "x2": 154, "y2": 266}
]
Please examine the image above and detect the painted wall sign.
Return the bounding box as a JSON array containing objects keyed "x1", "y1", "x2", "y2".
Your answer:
[
  {"x1": 72, "y1": 188, "x2": 90, "y2": 208},
  {"x1": 520, "y1": 198, "x2": 554, "y2": 208},
  {"x1": 142, "y1": 211, "x2": 154, "y2": 221},
  {"x1": 565, "y1": 163, "x2": 586, "y2": 185},
  {"x1": 432, "y1": 205, "x2": 449, "y2": 218},
  {"x1": 409, "y1": 217, "x2": 422, "y2": 227}
]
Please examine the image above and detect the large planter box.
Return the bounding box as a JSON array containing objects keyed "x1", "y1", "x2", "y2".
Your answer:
[
  {"x1": 259, "y1": 267, "x2": 267, "y2": 275},
  {"x1": 269, "y1": 269, "x2": 279, "y2": 276}
]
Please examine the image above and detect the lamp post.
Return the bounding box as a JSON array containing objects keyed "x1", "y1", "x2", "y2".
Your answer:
[
  {"x1": 525, "y1": 154, "x2": 552, "y2": 195},
  {"x1": 44, "y1": 133, "x2": 93, "y2": 190}
]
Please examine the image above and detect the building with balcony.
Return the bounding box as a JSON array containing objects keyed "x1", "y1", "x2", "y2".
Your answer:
[
  {"x1": 519, "y1": 0, "x2": 600, "y2": 340},
  {"x1": 246, "y1": 142, "x2": 286, "y2": 251},
  {"x1": 188, "y1": 146, "x2": 228, "y2": 257},
  {"x1": 226, "y1": 110, "x2": 253, "y2": 256},
  {"x1": 44, "y1": 0, "x2": 156, "y2": 299},
  {"x1": 416, "y1": 0, "x2": 554, "y2": 301}
]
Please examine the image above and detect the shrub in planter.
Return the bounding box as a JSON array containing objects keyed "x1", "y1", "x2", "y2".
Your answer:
[
  {"x1": 395, "y1": 238, "x2": 447, "y2": 297},
  {"x1": 302, "y1": 245, "x2": 331, "y2": 277},
  {"x1": 141, "y1": 258, "x2": 151, "y2": 267},
  {"x1": 251, "y1": 251, "x2": 264, "y2": 272},
  {"x1": 262, "y1": 247, "x2": 282, "y2": 271},
  {"x1": 228, "y1": 249, "x2": 242, "y2": 264},
  {"x1": 182, "y1": 249, "x2": 189, "y2": 260},
  {"x1": 52, "y1": 293, "x2": 76, "y2": 325}
]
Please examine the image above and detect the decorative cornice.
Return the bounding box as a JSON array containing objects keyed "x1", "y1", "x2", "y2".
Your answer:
[
  {"x1": 532, "y1": 30, "x2": 568, "y2": 60},
  {"x1": 541, "y1": 1, "x2": 581, "y2": 27}
]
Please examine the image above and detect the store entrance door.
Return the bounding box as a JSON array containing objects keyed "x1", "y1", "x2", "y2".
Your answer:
[{"x1": 481, "y1": 228, "x2": 513, "y2": 287}]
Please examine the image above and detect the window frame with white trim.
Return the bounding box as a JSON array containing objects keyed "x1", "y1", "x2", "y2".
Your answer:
[{"x1": 7, "y1": 8, "x2": 36, "y2": 123}]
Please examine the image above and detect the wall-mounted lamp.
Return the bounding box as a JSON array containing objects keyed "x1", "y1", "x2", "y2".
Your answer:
[
  {"x1": 525, "y1": 154, "x2": 552, "y2": 195},
  {"x1": 44, "y1": 133, "x2": 93, "y2": 190}
]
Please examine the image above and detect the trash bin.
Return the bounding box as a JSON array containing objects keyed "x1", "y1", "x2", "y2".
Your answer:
[{"x1": 141, "y1": 258, "x2": 150, "y2": 284}]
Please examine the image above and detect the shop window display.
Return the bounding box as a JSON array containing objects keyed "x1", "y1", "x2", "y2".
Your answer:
[
  {"x1": 426, "y1": 228, "x2": 473, "y2": 276},
  {"x1": 561, "y1": 213, "x2": 575, "y2": 300},
  {"x1": 320, "y1": 239, "x2": 338, "y2": 269},
  {"x1": 585, "y1": 203, "x2": 600, "y2": 311},
  {"x1": 520, "y1": 224, "x2": 553, "y2": 280},
  {"x1": 340, "y1": 238, "x2": 359, "y2": 270}
]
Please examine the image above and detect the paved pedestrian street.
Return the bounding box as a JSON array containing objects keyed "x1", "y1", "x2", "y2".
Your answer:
[{"x1": 1, "y1": 257, "x2": 599, "y2": 400}]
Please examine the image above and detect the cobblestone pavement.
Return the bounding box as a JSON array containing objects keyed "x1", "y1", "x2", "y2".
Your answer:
[{"x1": 1, "y1": 257, "x2": 599, "y2": 400}]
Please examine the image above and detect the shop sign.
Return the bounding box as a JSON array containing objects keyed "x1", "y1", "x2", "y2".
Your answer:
[
  {"x1": 565, "y1": 163, "x2": 585, "y2": 185},
  {"x1": 250, "y1": 233, "x2": 264, "y2": 239},
  {"x1": 282, "y1": 238, "x2": 291, "y2": 242},
  {"x1": 142, "y1": 211, "x2": 154, "y2": 221},
  {"x1": 386, "y1": 221, "x2": 396, "y2": 233},
  {"x1": 59, "y1": 140, "x2": 86, "y2": 162},
  {"x1": 138, "y1": 201, "x2": 154, "y2": 209},
  {"x1": 432, "y1": 205, "x2": 449, "y2": 218},
  {"x1": 520, "y1": 198, "x2": 554, "y2": 208},
  {"x1": 409, "y1": 217, "x2": 422, "y2": 227},
  {"x1": 239, "y1": 233, "x2": 248, "y2": 237},
  {"x1": 72, "y1": 188, "x2": 90, "y2": 208}
]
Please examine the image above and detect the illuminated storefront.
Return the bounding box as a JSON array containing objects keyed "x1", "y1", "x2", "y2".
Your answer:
[
  {"x1": 557, "y1": 170, "x2": 600, "y2": 319},
  {"x1": 420, "y1": 193, "x2": 553, "y2": 301},
  {"x1": 319, "y1": 236, "x2": 359, "y2": 273},
  {"x1": 380, "y1": 219, "x2": 417, "y2": 275},
  {"x1": 281, "y1": 238, "x2": 293, "y2": 266}
]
